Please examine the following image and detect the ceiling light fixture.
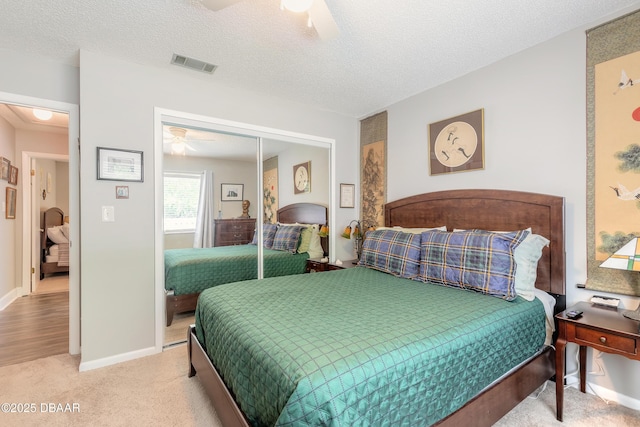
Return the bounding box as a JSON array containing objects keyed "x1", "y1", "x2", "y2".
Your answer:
[
  {"x1": 33, "y1": 108, "x2": 53, "y2": 121},
  {"x1": 169, "y1": 127, "x2": 188, "y2": 156},
  {"x1": 281, "y1": 0, "x2": 314, "y2": 13}
]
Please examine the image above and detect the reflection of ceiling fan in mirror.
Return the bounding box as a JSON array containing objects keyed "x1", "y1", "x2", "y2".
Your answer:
[
  {"x1": 163, "y1": 126, "x2": 217, "y2": 156},
  {"x1": 200, "y1": 0, "x2": 339, "y2": 40}
]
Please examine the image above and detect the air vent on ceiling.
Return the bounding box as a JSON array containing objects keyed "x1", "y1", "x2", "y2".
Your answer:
[{"x1": 171, "y1": 54, "x2": 217, "y2": 74}]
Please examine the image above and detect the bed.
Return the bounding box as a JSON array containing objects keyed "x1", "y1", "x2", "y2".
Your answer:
[
  {"x1": 165, "y1": 202, "x2": 328, "y2": 326},
  {"x1": 188, "y1": 189, "x2": 566, "y2": 426},
  {"x1": 40, "y1": 207, "x2": 69, "y2": 280}
]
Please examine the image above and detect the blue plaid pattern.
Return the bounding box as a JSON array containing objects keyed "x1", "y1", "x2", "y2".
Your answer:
[
  {"x1": 359, "y1": 229, "x2": 422, "y2": 279},
  {"x1": 419, "y1": 229, "x2": 528, "y2": 300},
  {"x1": 272, "y1": 225, "x2": 305, "y2": 253},
  {"x1": 250, "y1": 223, "x2": 278, "y2": 249}
]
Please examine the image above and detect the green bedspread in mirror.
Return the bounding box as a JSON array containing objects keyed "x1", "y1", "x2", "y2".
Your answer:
[
  {"x1": 195, "y1": 266, "x2": 546, "y2": 426},
  {"x1": 164, "y1": 245, "x2": 309, "y2": 296}
]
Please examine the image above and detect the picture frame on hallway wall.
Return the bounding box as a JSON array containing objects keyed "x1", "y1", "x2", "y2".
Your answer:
[
  {"x1": 0, "y1": 157, "x2": 9, "y2": 181},
  {"x1": 428, "y1": 109, "x2": 485, "y2": 175},
  {"x1": 6, "y1": 187, "x2": 16, "y2": 219},
  {"x1": 8, "y1": 165, "x2": 18, "y2": 185}
]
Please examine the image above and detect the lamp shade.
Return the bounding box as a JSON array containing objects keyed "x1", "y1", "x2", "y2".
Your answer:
[{"x1": 599, "y1": 237, "x2": 640, "y2": 271}]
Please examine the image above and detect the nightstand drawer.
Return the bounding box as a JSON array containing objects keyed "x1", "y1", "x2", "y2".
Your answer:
[{"x1": 575, "y1": 326, "x2": 636, "y2": 355}]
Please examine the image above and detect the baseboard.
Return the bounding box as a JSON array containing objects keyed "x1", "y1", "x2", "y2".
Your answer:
[
  {"x1": 587, "y1": 382, "x2": 640, "y2": 411},
  {"x1": 78, "y1": 346, "x2": 160, "y2": 372},
  {"x1": 0, "y1": 288, "x2": 18, "y2": 311},
  {"x1": 565, "y1": 373, "x2": 640, "y2": 411}
]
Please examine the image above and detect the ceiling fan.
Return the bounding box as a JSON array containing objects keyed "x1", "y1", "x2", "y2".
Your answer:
[
  {"x1": 164, "y1": 126, "x2": 199, "y2": 155},
  {"x1": 200, "y1": 0, "x2": 339, "y2": 40}
]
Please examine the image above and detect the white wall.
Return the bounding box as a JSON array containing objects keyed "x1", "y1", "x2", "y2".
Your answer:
[
  {"x1": 384, "y1": 12, "x2": 640, "y2": 408},
  {"x1": 79, "y1": 50, "x2": 358, "y2": 366},
  {"x1": 277, "y1": 144, "x2": 330, "y2": 209},
  {"x1": 0, "y1": 115, "x2": 16, "y2": 309},
  {"x1": 163, "y1": 154, "x2": 257, "y2": 249},
  {"x1": 0, "y1": 48, "x2": 77, "y2": 309}
]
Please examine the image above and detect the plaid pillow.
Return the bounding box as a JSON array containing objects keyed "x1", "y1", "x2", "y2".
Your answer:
[
  {"x1": 250, "y1": 223, "x2": 278, "y2": 249},
  {"x1": 359, "y1": 229, "x2": 422, "y2": 279},
  {"x1": 419, "y1": 229, "x2": 528, "y2": 300},
  {"x1": 271, "y1": 225, "x2": 305, "y2": 253}
]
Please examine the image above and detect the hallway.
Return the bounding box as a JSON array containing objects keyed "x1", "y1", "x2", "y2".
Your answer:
[{"x1": 0, "y1": 291, "x2": 68, "y2": 367}]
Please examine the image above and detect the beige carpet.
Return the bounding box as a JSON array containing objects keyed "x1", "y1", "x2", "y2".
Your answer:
[
  {"x1": 1, "y1": 346, "x2": 639, "y2": 426},
  {"x1": 495, "y1": 381, "x2": 640, "y2": 427},
  {"x1": 0, "y1": 345, "x2": 221, "y2": 427}
]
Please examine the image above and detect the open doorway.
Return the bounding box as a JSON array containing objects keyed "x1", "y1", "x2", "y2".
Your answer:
[{"x1": 0, "y1": 91, "x2": 80, "y2": 356}]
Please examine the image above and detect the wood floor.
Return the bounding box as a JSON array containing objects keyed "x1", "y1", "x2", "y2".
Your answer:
[{"x1": 0, "y1": 291, "x2": 69, "y2": 367}]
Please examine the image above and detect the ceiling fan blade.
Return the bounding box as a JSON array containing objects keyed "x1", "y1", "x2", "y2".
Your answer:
[
  {"x1": 308, "y1": 0, "x2": 339, "y2": 40},
  {"x1": 185, "y1": 143, "x2": 197, "y2": 152},
  {"x1": 200, "y1": 0, "x2": 243, "y2": 11}
]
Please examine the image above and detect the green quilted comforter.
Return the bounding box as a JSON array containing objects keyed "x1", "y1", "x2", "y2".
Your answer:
[
  {"x1": 164, "y1": 245, "x2": 308, "y2": 295},
  {"x1": 195, "y1": 266, "x2": 546, "y2": 426}
]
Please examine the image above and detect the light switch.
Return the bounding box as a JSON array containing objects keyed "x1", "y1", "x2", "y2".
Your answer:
[{"x1": 102, "y1": 206, "x2": 115, "y2": 222}]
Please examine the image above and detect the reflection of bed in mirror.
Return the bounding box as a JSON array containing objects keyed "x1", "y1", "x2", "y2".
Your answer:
[
  {"x1": 188, "y1": 189, "x2": 566, "y2": 427},
  {"x1": 40, "y1": 207, "x2": 70, "y2": 279},
  {"x1": 164, "y1": 202, "x2": 328, "y2": 326}
]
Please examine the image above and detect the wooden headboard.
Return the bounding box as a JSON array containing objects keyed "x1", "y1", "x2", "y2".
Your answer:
[
  {"x1": 384, "y1": 189, "x2": 565, "y2": 296},
  {"x1": 41, "y1": 207, "x2": 65, "y2": 244},
  {"x1": 277, "y1": 202, "x2": 328, "y2": 255}
]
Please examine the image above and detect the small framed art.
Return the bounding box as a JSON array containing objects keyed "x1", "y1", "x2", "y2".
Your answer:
[
  {"x1": 116, "y1": 186, "x2": 129, "y2": 199},
  {"x1": 8, "y1": 165, "x2": 18, "y2": 185},
  {"x1": 6, "y1": 187, "x2": 16, "y2": 219},
  {"x1": 221, "y1": 183, "x2": 244, "y2": 201},
  {"x1": 1, "y1": 157, "x2": 10, "y2": 181},
  {"x1": 293, "y1": 161, "x2": 311, "y2": 194},
  {"x1": 428, "y1": 109, "x2": 484, "y2": 175},
  {"x1": 97, "y1": 147, "x2": 144, "y2": 182},
  {"x1": 340, "y1": 183, "x2": 355, "y2": 208}
]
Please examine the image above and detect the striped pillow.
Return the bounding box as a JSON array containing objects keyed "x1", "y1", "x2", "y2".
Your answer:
[
  {"x1": 250, "y1": 223, "x2": 278, "y2": 249},
  {"x1": 419, "y1": 229, "x2": 528, "y2": 300},
  {"x1": 271, "y1": 225, "x2": 305, "y2": 253},
  {"x1": 359, "y1": 229, "x2": 422, "y2": 279}
]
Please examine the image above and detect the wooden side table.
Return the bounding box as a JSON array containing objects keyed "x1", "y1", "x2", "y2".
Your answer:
[
  {"x1": 555, "y1": 301, "x2": 640, "y2": 421},
  {"x1": 306, "y1": 258, "x2": 358, "y2": 273}
]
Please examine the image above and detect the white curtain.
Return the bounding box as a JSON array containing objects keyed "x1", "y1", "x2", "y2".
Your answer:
[{"x1": 193, "y1": 170, "x2": 215, "y2": 248}]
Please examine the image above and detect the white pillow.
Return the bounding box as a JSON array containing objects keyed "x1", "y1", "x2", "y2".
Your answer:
[
  {"x1": 61, "y1": 223, "x2": 70, "y2": 239},
  {"x1": 47, "y1": 226, "x2": 69, "y2": 244},
  {"x1": 534, "y1": 288, "x2": 556, "y2": 346}
]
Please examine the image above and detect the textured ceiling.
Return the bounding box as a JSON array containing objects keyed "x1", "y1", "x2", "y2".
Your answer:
[{"x1": 0, "y1": 0, "x2": 639, "y2": 117}]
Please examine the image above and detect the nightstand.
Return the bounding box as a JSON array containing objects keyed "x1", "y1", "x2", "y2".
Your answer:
[
  {"x1": 306, "y1": 258, "x2": 359, "y2": 273},
  {"x1": 555, "y1": 301, "x2": 640, "y2": 421}
]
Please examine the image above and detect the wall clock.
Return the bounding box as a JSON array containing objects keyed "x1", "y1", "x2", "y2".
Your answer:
[
  {"x1": 428, "y1": 109, "x2": 484, "y2": 175},
  {"x1": 293, "y1": 161, "x2": 311, "y2": 194}
]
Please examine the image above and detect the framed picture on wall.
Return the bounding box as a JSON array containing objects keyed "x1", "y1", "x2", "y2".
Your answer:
[
  {"x1": 221, "y1": 183, "x2": 244, "y2": 201},
  {"x1": 6, "y1": 187, "x2": 16, "y2": 219},
  {"x1": 428, "y1": 109, "x2": 484, "y2": 175},
  {"x1": 340, "y1": 183, "x2": 355, "y2": 208},
  {"x1": 97, "y1": 147, "x2": 144, "y2": 182},
  {"x1": 8, "y1": 165, "x2": 18, "y2": 185},
  {"x1": 1, "y1": 157, "x2": 10, "y2": 181}
]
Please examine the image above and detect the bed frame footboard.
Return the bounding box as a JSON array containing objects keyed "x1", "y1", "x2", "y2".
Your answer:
[{"x1": 188, "y1": 326, "x2": 250, "y2": 427}]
